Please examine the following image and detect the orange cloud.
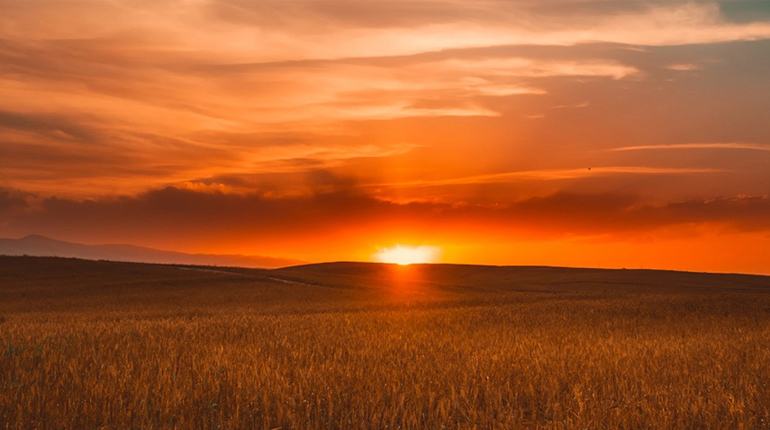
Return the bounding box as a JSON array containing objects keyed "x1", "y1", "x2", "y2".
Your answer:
[
  {"x1": 612, "y1": 143, "x2": 770, "y2": 152},
  {"x1": 2, "y1": 186, "x2": 770, "y2": 272}
]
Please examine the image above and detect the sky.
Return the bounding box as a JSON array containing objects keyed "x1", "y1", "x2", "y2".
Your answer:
[{"x1": 1, "y1": 0, "x2": 770, "y2": 273}]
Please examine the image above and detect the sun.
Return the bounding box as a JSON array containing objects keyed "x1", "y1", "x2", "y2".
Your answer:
[{"x1": 372, "y1": 245, "x2": 441, "y2": 265}]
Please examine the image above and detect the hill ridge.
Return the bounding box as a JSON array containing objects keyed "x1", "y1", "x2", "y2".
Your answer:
[{"x1": 0, "y1": 235, "x2": 302, "y2": 269}]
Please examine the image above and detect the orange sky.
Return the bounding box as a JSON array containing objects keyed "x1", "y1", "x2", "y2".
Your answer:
[{"x1": 1, "y1": 1, "x2": 770, "y2": 274}]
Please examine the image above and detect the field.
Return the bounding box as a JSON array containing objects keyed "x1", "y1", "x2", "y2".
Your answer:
[{"x1": 2, "y1": 256, "x2": 770, "y2": 429}]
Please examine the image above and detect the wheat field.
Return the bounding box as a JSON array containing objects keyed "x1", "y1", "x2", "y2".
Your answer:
[{"x1": 2, "y1": 257, "x2": 770, "y2": 429}]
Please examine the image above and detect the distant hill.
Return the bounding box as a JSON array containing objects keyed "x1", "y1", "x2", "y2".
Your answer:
[
  {"x1": 273, "y1": 261, "x2": 770, "y2": 294},
  {"x1": 0, "y1": 235, "x2": 302, "y2": 268},
  {"x1": 2, "y1": 256, "x2": 770, "y2": 313}
]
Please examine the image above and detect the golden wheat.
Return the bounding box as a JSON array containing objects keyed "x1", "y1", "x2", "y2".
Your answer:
[
  {"x1": 2, "y1": 294, "x2": 769, "y2": 429},
  {"x1": 2, "y1": 257, "x2": 770, "y2": 429}
]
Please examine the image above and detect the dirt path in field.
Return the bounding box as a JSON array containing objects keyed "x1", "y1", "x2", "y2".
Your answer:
[
  {"x1": 176, "y1": 267, "x2": 252, "y2": 276},
  {"x1": 176, "y1": 266, "x2": 321, "y2": 288}
]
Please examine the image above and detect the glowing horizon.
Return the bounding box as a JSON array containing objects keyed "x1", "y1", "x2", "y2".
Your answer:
[{"x1": 372, "y1": 245, "x2": 442, "y2": 266}]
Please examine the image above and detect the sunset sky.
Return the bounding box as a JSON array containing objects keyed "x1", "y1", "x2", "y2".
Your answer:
[{"x1": 1, "y1": 0, "x2": 770, "y2": 273}]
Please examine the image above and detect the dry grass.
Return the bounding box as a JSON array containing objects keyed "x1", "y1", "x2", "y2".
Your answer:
[{"x1": 2, "y1": 257, "x2": 770, "y2": 429}]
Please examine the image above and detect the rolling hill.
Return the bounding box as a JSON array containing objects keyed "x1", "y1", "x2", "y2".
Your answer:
[
  {"x1": 2, "y1": 256, "x2": 769, "y2": 313},
  {"x1": 3, "y1": 256, "x2": 770, "y2": 428},
  {"x1": 272, "y1": 261, "x2": 770, "y2": 294}
]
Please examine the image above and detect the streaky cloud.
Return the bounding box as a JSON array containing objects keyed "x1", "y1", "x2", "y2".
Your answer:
[
  {"x1": 612, "y1": 143, "x2": 770, "y2": 152},
  {"x1": 367, "y1": 166, "x2": 726, "y2": 189}
]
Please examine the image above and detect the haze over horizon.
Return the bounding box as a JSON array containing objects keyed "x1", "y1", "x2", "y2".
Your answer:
[{"x1": 1, "y1": 1, "x2": 770, "y2": 273}]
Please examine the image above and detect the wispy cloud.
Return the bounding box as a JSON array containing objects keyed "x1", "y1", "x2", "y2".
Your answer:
[
  {"x1": 198, "y1": 1, "x2": 770, "y2": 61},
  {"x1": 1, "y1": 0, "x2": 769, "y2": 215},
  {"x1": 665, "y1": 63, "x2": 705, "y2": 72},
  {"x1": 612, "y1": 143, "x2": 770, "y2": 152},
  {"x1": 368, "y1": 166, "x2": 725, "y2": 189},
  {"x1": 2, "y1": 186, "x2": 769, "y2": 254}
]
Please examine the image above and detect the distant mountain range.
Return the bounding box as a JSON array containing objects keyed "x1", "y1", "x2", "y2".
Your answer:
[{"x1": 0, "y1": 235, "x2": 303, "y2": 269}]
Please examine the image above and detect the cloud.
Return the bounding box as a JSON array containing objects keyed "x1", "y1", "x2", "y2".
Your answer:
[
  {"x1": 2, "y1": 185, "x2": 769, "y2": 256},
  {"x1": 0, "y1": 19, "x2": 646, "y2": 197},
  {"x1": 1, "y1": 0, "x2": 770, "y2": 211},
  {"x1": 0, "y1": 188, "x2": 33, "y2": 214},
  {"x1": 423, "y1": 57, "x2": 639, "y2": 80},
  {"x1": 0, "y1": 109, "x2": 102, "y2": 143},
  {"x1": 202, "y1": 1, "x2": 770, "y2": 60},
  {"x1": 612, "y1": 143, "x2": 770, "y2": 152},
  {"x1": 367, "y1": 166, "x2": 725, "y2": 189},
  {"x1": 665, "y1": 63, "x2": 704, "y2": 71}
]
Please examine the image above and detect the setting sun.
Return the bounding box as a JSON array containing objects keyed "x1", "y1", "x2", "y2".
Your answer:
[{"x1": 372, "y1": 245, "x2": 442, "y2": 265}]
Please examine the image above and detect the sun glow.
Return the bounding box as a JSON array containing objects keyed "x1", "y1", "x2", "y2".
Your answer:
[{"x1": 372, "y1": 245, "x2": 442, "y2": 265}]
